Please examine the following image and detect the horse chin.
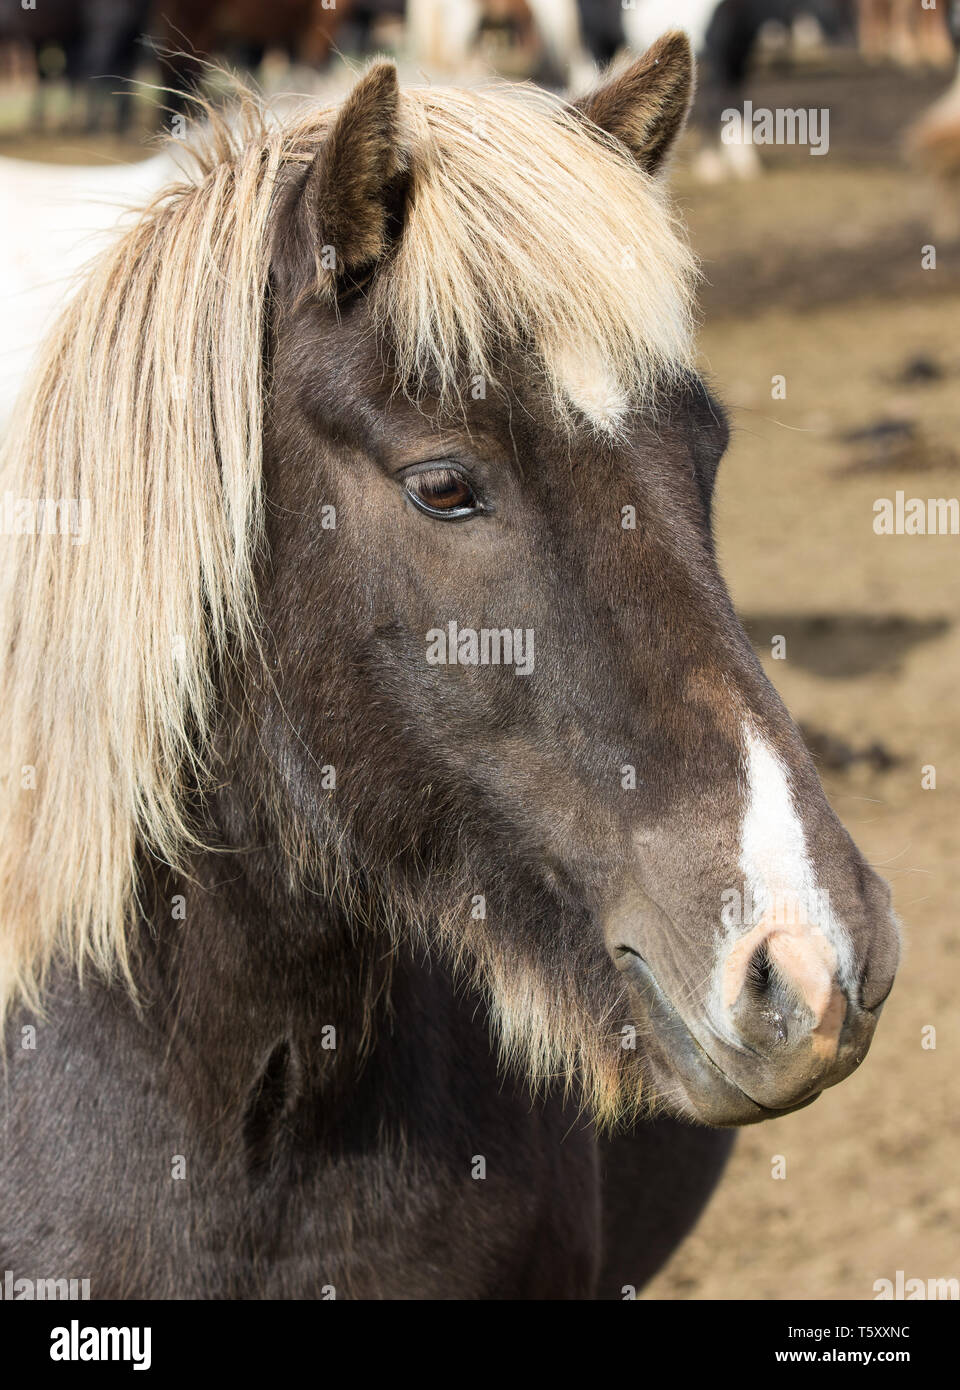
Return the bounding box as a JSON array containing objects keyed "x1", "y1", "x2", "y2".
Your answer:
[{"x1": 621, "y1": 954, "x2": 823, "y2": 1128}]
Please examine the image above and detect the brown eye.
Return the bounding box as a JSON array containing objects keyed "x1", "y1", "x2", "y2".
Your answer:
[{"x1": 404, "y1": 467, "x2": 480, "y2": 520}]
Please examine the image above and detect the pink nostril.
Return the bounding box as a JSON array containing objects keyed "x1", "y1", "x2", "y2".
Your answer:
[{"x1": 723, "y1": 919, "x2": 847, "y2": 1063}]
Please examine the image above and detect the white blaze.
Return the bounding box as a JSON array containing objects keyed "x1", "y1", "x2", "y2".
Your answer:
[{"x1": 716, "y1": 723, "x2": 855, "y2": 1053}]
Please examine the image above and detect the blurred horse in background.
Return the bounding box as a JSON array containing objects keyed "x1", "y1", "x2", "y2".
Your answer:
[
  {"x1": 0, "y1": 0, "x2": 404, "y2": 128},
  {"x1": 694, "y1": 0, "x2": 857, "y2": 177},
  {"x1": 906, "y1": 4, "x2": 960, "y2": 228},
  {"x1": 857, "y1": 0, "x2": 956, "y2": 68},
  {"x1": 0, "y1": 0, "x2": 151, "y2": 132},
  {"x1": 154, "y1": 0, "x2": 362, "y2": 111}
]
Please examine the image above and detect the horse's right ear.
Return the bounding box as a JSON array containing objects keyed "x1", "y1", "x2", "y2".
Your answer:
[
  {"x1": 573, "y1": 30, "x2": 694, "y2": 177},
  {"x1": 272, "y1": 61, "x2": 406, "y2": 301}
]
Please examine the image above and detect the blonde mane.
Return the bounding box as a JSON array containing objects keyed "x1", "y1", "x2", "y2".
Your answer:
[{"x1": 0, "y1": 72, "x2": 697, "y2": 1025}]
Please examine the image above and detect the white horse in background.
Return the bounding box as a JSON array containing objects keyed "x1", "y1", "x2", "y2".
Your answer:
[
  {"x1": 403, "y1": 1, "x2": 753, "y2": 176},
  {"x1": 405, "y1": 0, "x2": 720, "y2": 81},
  {"x1": 0, "y1": 153, "x2": 175, "y2": 434},
  {"x1": 1, "y1": 6, "x2": 735, "y2": 435},
  {"x1": 621, "y1": 0, "x2": 718, "y2": 53}
]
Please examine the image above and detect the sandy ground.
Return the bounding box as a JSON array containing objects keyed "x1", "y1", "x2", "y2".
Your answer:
[
  {"x1": 0, "y1": 53, "x2": 956, "y2": 1301},
  {"x1": 645, "y1": 64, "x2": 960, "y2": 1300}
]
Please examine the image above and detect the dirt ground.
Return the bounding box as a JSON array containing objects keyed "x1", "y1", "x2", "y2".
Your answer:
[
  {"x1": 644, "y1": 62, "x2": 960, "y2": 1300},
  {"x1": 1, "y1": 53, "x2": 957, "y2": 1301}
]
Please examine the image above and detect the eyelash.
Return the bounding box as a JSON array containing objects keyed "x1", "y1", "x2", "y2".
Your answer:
[{"x1": 402, "y1": 464, "x2": 484, "y2": 521}]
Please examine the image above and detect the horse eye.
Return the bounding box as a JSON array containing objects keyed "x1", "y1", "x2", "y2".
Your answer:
[{"x1": 404, "y1": 467, "x2": 480, "y2": 520}]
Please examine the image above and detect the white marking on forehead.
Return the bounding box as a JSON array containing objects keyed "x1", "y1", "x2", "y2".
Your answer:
[
  {"x1": 552, "y1": 340, "x2": 628, "y2": 433},
  {"x1": 735, "y1": 722, "x2": 855, "y2": 989}
]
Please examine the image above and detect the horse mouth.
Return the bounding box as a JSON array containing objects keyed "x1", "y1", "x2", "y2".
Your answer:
[{"x1": 614, "y1": 947, "x2": 823, "y2": 1127}]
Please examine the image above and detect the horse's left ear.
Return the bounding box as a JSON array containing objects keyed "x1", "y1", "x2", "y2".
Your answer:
[
  {"x1": 274, "y1": 61, "x2": 406, "y2": 300},
  {"x1": 574, "y1": 30, "x2": 694, "y2": 177}
]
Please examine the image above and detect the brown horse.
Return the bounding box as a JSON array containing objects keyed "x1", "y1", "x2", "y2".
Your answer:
[
  {"x1": 0, "y1": 34, "x2": 898, "y2": 1298},
  {"x1": 155, "y1": 0, "x2": 359, "y2": 109},
  {"x1": 857, "y1": 0, "x2": 955, "y2": 67}
]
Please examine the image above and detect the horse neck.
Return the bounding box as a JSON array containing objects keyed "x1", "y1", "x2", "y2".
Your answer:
[{"x1": 140, "y1": 847, "x2": 402, "y2": 1132}]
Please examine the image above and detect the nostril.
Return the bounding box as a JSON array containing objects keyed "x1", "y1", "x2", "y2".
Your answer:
[
  {"x1": 746, "y1": 941, "x2": 772, "y2": 994},
  {"x1": 722, "y1": 919, "x2": 849, "y2": 1065},
  {"x1": 741, "y1": 943, "x2": 791, "y2": 1047},
  {"x1": 726, "y1": 941, "x2": 794, "y2": 1054}
]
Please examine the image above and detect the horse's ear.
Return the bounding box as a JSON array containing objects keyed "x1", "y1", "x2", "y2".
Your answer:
[
  {"x1": 274, "y1": 61, "x2": 406, "y2": 300},
  {"x1": 573, "y1": 31, "x2": 693, "y2": 177}
]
